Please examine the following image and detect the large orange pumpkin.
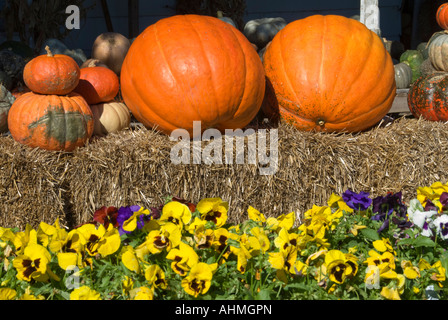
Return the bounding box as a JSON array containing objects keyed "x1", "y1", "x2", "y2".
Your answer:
[
  {"x1": 8, "y1": 92, "x2": 94, "y2": 151},
  {"x1": 263, "y1": 15, "x2": 396, "y2": 132},
  {"x1": 120, "y1": 14, "x2": 265, "y2": 136},
  {"x1": 23, "y1": 46, "x2": 80, "y2": 95}
]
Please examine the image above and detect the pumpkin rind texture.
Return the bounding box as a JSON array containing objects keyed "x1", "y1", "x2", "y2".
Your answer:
[
  {"x1": 7, "y1": 92, "x2": 94, "y2": 151},
  {"x1": 407, "y1": 72, "x2": 448, "y2": 121},
  {"x1": 437, "y1": 3, "x2": 448, "y2": 30},
  {"x1": 23, "y1": 47, "x2": 80, "y2": 95},
  {"x1": 90, "y1": 101, "x2": 131, "y2": 137},
  {"x1": 263, "y1": 15, "x2": 396, "y2": 132},
  {"x1": 120, "y1": 14, "x2": 266, "y2": 136},
  {"x1": 74, "y1": 66, "x2": 119, "y2": 105}
]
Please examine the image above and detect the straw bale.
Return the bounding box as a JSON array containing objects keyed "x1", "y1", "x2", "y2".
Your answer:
[
  {"x1": 0, "y1": 135, "x2": 72, "y2": 229},
  {"x1": 66, "y1": 117, "x2": 448, "y2": 227},
  {"x1": 2, "y1": 115, "x2": 448, "y2": 230}
]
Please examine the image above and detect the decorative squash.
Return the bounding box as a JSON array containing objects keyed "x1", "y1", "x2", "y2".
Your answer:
[
  {"x1": 428, "y1": 33, "x2": 448, "y2": 72},
  {"x1": 23, "y1": 46, "x2": 80, "y2": 95},
  {"x1": 217, "y1": 11, "x2": 237, "y2": 28},
  {"x1": 90, "y1": 101, "x2": 131, "y2": 136},
  {"x1": 8, "y1": 92, "x2": 93, "y2": 151},
  {"x1": 0, "y1": 84, "x2": 15, "y2": 133},
  {"x1": 91, "y1": 32, "x2": 131, "y2": 75},
  {"x1": 0, "y1": 49, "x2": 26, "y2": 89},
  {"x1": 120, "y1": 14, "x2": 265, "y2": 137},
  {"x1": 408, "y1": 72, "x2": 448, "y2": 121},
  {"x1": 420, "y1": 58, "x2": 438, "y2": 77},
  {"x1": 244, "y1": 17, "x2": 287, "y2": 50},
  {"x1": 400, "y1": 50, "x2": 424, "y2": 83},
  {"x1": 74, "y1": 66, "x2": 119, "y2": 105},
  {"x1": 416, "y1": 42, "x2": 429, "y2": 60},
  {"x1": 394, "y1": 62, "x2": 412, "y2": 89},
  {"x1": 0, "y1": 41, "x2": 34, "y2": 60},
  {"x1": 436, "y1": 3, "x2": 448, "y2": 30},
  {"x1": 263, "y1": 15, "x2": 395, "y2": 133}
]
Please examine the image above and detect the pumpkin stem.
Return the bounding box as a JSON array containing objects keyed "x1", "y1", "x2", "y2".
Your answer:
[
  {"x1": 217, "y1": 10, "x2": 223, "y2": 18},
  {"x1": 317, "y1": 119, "x2": 325, "y2": 127},
  {"x1": 45, "y1": 45, "x2": 54, "y2": 57}
]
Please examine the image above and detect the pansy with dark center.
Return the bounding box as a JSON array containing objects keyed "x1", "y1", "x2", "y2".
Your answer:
[
  {"x1": 342, "y1": 189, "x2": 372, "y2": 211},
  {"x1": 117, "y1": 205, "x2": 151, "y2": 235}
]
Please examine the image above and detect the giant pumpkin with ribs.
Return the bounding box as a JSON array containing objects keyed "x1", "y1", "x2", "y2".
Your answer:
[
  {"x1": 263, "y1": 15, "x2": 396, "y2": 132},
  {"x1": 120, "y1": 15, "x2": 265, "y2": 136}
]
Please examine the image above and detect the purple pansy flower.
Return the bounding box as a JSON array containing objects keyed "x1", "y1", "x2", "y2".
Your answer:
[
  {"x1": 371, "y1": 192, "x2": 410, "y2": 233},
  {"x1": 342, "y1": 190, "x2": 372, "y2": 211},
  {"x1": 116, "y1": 205, "x2": 150, "y2": 235}
]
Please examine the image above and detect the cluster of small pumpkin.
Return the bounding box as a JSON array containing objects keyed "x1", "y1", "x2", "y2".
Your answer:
[
  {"x1": 1, "y1": 33, "x2": 133, "y2": 152},
  {"x1": 402, "y1": 2, "x2": 448, "y2": 122}
]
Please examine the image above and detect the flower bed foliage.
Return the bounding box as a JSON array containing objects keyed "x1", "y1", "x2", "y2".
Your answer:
[{"x1": 1, "y1": 182, "x2": 448, "y2": 300}]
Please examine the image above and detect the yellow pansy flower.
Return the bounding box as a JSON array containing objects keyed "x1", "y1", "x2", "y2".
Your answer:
[
  {"x1": 166, "y1": 241, "x2": 199, "y2": 276},
  {"x1": 324, "y1": 250, "x2": 354, "y2": 284},
  {"x1": 130, "y1": 286, "x2": 154, "y2": 300},
  {"x1": 196, "y1": 198, "x2": 228, "y2": 227},
  {"x1": 76, "y1": 223, "x2": 121, "y2": 257},
  {"x1": 146, "y1": 222, "x2": 181, "y2": 254},
  {"x1": 247, "y1": 206, "x2": 266, "y2": 223},
  {"x1": 160, "y1": 201, "x2": 192, "y2": 228},
  {"x1": 70, "y1": 286, "x2": 101, "y2": 300},
  {"x1": 145, "y1": 264, "x2": 167, "y2": 290},
  {"x1": 181, "y1": 262, "x2": 217, "y2": 297},
  {"x1": 13, "y1": 244, "x2": 56, "y2": 282},
  {"x1": 0, "y1": 287, "x2": 16, "y2": 300}
]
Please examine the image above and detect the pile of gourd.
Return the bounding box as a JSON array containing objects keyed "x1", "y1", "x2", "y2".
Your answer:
[{"x1": 0, "y1": 33, "x2": 132, "y2": 151}]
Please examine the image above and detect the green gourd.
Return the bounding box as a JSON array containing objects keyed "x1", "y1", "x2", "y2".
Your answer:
[{"x1": 400, "y1": 50, "x2": 424, "y2": 83}]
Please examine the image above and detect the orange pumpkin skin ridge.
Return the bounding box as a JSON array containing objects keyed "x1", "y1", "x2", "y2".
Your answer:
[
  {"x1": 120, "y1": 14, "x2": 265, "y2": 136},
  {"x1": 407, "y1": 73, "x2": 448, "y2": 121},
  {"x1": 8, "y1": 92, "x2": 94, "y2": 151},
  {"x1": 23, "y1": 53, "x2": 80, "y2": 96},
  {"x1": 263, "y1": 15, "x2": 396, "y2": 133}
]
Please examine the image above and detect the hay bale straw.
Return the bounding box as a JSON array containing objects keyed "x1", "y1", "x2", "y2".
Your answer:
[
  {"x1": 66, "y1": 117, "x2": 448, "y2": 226},
  {"x1": 2, "y1": 116, "x2": 448, "y2": 229}
]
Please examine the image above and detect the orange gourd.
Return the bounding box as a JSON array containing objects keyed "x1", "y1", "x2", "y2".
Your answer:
[
  {"x1": 23, "y1": 46, "x2": 80, "y2": 95},
  {"x1": 120, "y1": 14, "x2": 265, "y2": 137},
  {"x1": 8, "y1": 92, "x2": 94, "y2": 151},
  {"x1": 74, "y1": 66, "x2": 119, "y2": 105},
  {"x1": 437, "y1": 3, "x2": 448, "y2": 30},
  {"x1": 263, "y1": 15, "x2": 396, "y2": 133}
]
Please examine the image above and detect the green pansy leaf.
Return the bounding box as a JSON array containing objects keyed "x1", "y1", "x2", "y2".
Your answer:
[
  {"x1": 413, "y1": 236, "x2": 436, "y2": 248},
  {"x1": 360, "y1": 228, "x2": 380, "y2": 241}
]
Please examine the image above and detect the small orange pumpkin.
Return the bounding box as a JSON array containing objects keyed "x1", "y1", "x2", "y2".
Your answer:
[
  {"x1": 263, "y1": 15, "x2": 395, "y2": 132},
  {"x1": 23, "y1": 46, "x2": 80, "y2": 95},
  {"x1": 74, "y1": 66, "x2": 119, "y2": 105},
  {"x1": 8, "y1": 92, "x2": 94, "y2": 151},
  {"x1": 437, "y1": 3, "x2": 448, "y2": 30},
  {"x1": 120, "y1": 14, "x2": 265, "y2": 137}
]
